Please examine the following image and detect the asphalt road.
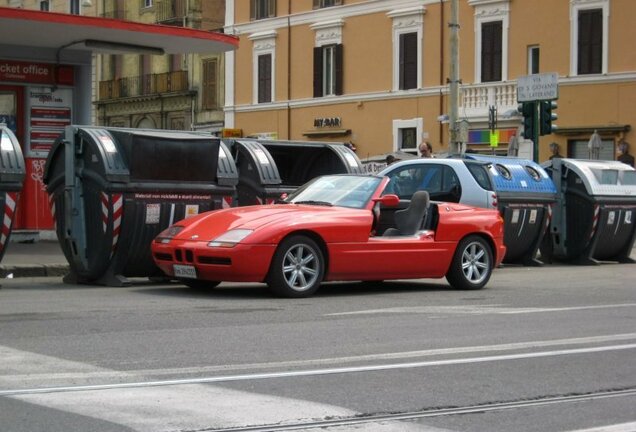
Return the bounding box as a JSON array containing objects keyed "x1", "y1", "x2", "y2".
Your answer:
[{"x1": 0, "y1": 261, "x2": 635, "y2": 432}]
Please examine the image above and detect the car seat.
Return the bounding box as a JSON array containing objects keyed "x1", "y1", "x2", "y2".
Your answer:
[{"x1": 382, "y1": 190, "x2": 429, "y2": 236}]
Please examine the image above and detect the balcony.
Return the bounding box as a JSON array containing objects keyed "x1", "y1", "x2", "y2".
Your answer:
[
  {"x1": 460, "y1": 81, "x2": 518, "y2": 119},
  {"x1": 98, "y1": 71, "x2": 189, "y2": 101},
  {"x1": 155, "y1": 0, "x2": 187, "y2": 25}
]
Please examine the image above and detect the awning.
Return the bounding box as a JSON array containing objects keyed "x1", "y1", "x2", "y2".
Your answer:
[
  {"x1": 302, "y1": 129, "x2": 351, "y2": 137},
  {"x1": 0, "y1": 7, "x2": 238, "y2": 55},
  {"x1": 554, "y1": 125, "x2": 631, "y2": 135}
]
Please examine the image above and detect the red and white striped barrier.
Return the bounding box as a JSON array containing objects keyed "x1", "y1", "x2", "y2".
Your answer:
[
  {"x1": 101, "y1": 192, "x2": 123, "y2": 253},
  {"x1": 590, "y1": 204, "x2": 600, "y2": 240},
  {"x1": 0, "y1": 192, "x2": 17, "y2": 253}
]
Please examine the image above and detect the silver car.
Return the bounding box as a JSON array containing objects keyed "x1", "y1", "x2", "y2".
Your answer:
[{"x1": 378, "y1": 158, "x2": 498, "y2": 208}]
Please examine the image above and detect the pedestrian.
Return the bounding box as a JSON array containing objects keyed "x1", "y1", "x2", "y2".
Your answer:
[
  {"x1": 549, "y1": 142, "x2": 563, "y2": 160},
  {"x1": 419, "y1": 141, "x2": 433, "y2": 158},
  {"x1": 617, "y1": 141, "x2": 635, "y2": 167}
]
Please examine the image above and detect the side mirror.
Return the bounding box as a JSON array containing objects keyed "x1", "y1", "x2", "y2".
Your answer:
[{"x1": 374, "y1": 194, "x2": 400, "y2": 207}]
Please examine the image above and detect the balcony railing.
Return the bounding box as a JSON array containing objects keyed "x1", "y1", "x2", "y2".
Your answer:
[
  {"x1": 461, "y1": 81, "x2": 518, "y2": 117},
  {"x1": 155, "y1": 0, "x2": 187, "y2": 25},
  {"x1": 99, "y1": 71, "x2": 188, "y2": 100},
  {"x1": 101, "y1": 8, "x2": 127, "y2": 19}
]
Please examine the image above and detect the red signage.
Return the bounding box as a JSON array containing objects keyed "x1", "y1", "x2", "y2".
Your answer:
[{"x1": 0, "y1": 60, "x2": 74, "y2": 85}]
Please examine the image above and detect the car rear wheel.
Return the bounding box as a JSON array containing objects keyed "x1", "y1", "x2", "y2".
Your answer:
[
  {"x1": 446, "y1": 235, "x2": 493, "y2": 290},
  {"x1": 179, "y1": 279, "x2": 221, "y2": 290},
  {"x1": 267, "y1": 235, "x2": 324, "y2": 298}
]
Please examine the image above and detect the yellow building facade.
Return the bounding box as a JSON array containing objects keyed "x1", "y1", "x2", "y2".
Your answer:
[{"x1": 225, "y1": 0, "x2": 636, "y2": 162}]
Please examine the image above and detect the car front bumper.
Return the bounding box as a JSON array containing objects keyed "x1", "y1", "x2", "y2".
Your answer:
[{"x1": 152, "y1": 240, "x2": 277, "y2": 282}]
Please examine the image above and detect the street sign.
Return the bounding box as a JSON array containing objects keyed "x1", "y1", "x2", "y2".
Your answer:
[
  {"x1": 517, "y1": 72, "x2": 559, "y2": 102},
  {"x1": 489, "y1": 131, "x2": 499, "y2": 148}
]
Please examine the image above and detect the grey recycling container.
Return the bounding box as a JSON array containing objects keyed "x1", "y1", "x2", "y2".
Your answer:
[
  {"x1": 463, "y1": 154, "x2": 557, "y2": 266},
  {"x1": 0, "y1": 125, "x2": 25, "y2": 262},
  {"x1": 541, "y1": 158, "x2": 636, "y2": 264},
  {"x1": 224, "y1": 139, "x2": 363, "y2": 206},
  {"x1": 44, "y1": 126, "x2": 238, "y2": 286}
]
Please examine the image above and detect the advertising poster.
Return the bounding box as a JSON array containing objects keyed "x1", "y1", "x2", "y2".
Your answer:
[{"x1": 27, "y1": 87, "x2": 73, "y2": 157}]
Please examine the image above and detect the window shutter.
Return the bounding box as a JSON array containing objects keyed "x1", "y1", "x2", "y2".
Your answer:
[
  {"x1": 313, "y1": 0, "x2": 320, "y2": 9},
  {"x1": 335, "y1": 44, "x2": 343, "y2": 95},
  {"x1": 258, "y1": 54, "x2": 272, "y2": 103},
  {"x1": 481, "y1": 21, "x2": 502, "y2": 82},
  {"x1": 334, "y1": 0, "x2": 342, "y2": 5},
  {"x1": 578, "y1": 9, "x2": 602, "y2": 74},
  {"x1": 203, "y1": 59, "x2": 218, "y2": 109},
  {"x1": 313, "y1": 47, "x2": 323, "y2": 97},
  {"x1": 399, "y1": 33, "x2": 417, "y2": 90},
  {"x1": 268, "y1": 0, "x2": 276, "y2": 17},
  {"x1": 250, "y1": 0, "x2": 255, "y2": 20}
]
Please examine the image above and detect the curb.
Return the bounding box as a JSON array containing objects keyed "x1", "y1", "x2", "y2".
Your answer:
[{"x1": 0, "y1": 264, "x2": 69, "y2": 279}]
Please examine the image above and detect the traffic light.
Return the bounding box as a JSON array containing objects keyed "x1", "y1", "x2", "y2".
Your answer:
[
  {"x1": 539, "y1": 100, "x2": 558, "y2": 135},
  {"x1": 488, "y1": 105, "x2": 497, "y2": 132},
  {"x1": 519, "y1": 101, "x2": 536, "y2": 142}
]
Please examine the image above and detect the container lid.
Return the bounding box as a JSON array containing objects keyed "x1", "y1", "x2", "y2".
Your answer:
[
  {"x1": 0, "y1": 126, "x2": 26, "y2": 185},
  {"x1": 549, "y1": 158, "x2": 636, "y2": 196},
  {"x1": 463, "y1": 154, "x2": 557, "y2": 195}
]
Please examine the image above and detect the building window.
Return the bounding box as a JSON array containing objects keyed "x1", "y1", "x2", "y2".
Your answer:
[
  {"x1": 250, "y1": 30, "x2": 276, "y2": 105},
  {"x1": 399, "y1": 33, "x2": 418, "y2": 90},
  {"x1": 202, "y1": 59, "x2": 218, "y2": 110},
  {"x1": 70, "y1": 0, "x2": 80, "y2": 14},
  {"x1": 144, "y1": 0, "x2": 153, "y2": 7},
  {"x1": 251, "y1": 0, "x2": 275, "y2": 21},
  {"x1": 313, "y1": 44, "x2": 342, "y2": 97},
  {"x1": 389, "y1": 7, "x2": 423, "y2": 91},
  {"x1": 481, "y1": 21, "x2": 502, "y2": 82},
  {"x1": 528, "y1": 46, "x2": 539, "y2": 74},
  {"x1": 472, "y1": 0, "x2": 510, "y2": 83},
  {"x1": 257, "y1": 54, "x2": 272, "y2": 103},
  {"x1": 400, "y1": 128, "x2": 417, "y2": 152},
  {"x1": 313, "y1": 0, "x2": 342, "y2": 9},
  {"x1": 577, "y1": 9, "x2": 602, "y2": 75},
  {"x1": 39, "y1": 1, "x2": 49, "y2": 11},
  {"x1": 570, "y1": 0, "x2": 608, "y2": 76},
  {"x1": 392, "y1": 118, "x2": 423, "y2": 155}
]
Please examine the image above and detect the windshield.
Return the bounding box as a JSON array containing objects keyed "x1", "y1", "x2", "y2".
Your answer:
[{"x1": 285, "y1": 175, "x2": 383, "y2": 209}]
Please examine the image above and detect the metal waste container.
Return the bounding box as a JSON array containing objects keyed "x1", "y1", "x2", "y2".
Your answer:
[
  {"x1": 541, "y1": 158, "x2": 636, "y2": 264},
  {"x1": 463, "y1": 154, "x2": 557, "y2": 266},
  {"x1": 0, "y1": 125, "x2": 26, "y2": 262},
  {"x1": 44, "y1": 126, "x2": 238, "y2": 286},
  {"x1": 225, "y1": 139, "x2": 362, "y2": 205}
]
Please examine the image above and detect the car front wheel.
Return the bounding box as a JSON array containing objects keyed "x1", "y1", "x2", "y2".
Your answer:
[
  {"x1": 446, "y1": 235, "x2": 493, "y2": 290},
  {"x1": 267, "y1": 235, "x2": 324, "y2": 298}
]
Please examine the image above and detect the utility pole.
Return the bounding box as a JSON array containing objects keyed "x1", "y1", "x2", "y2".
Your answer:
[{"x1": 448, "y1": 0, "x2": 461, "y2": 155}]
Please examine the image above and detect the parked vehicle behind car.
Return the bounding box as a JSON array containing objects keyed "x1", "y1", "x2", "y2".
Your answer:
[
  {"x1": 379, "y1": 156, "x2": 556, "y2": 266},
  {"x1": 152, "y1": 174, "x2": 506, "y2": 297}
]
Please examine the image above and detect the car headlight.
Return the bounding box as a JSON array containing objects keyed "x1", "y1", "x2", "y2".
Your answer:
[
  {"x1": 208, "y1": 229, "x2": 253, "y2": 248},
  {"x1": 155, "y1": 225, "x2": 185, "y2": 244}
]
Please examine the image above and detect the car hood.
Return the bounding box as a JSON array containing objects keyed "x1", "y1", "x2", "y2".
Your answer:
[{"x1": 172, "y1": 204, "x2": 348, "y2": 242}]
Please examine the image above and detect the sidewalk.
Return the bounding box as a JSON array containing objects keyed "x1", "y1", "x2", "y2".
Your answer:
[{"x1": 0, "y1": 241, "x2": 69, "y2": 278}]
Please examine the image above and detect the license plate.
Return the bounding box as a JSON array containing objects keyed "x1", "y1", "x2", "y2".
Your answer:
[{"x1": 173, "y1": 264, "x2": 197, "y2": 279}]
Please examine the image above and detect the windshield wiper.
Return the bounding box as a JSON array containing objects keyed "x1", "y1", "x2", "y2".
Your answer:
[{"x1": 293, "y1": 200, "x2": 333, "y2": 207}]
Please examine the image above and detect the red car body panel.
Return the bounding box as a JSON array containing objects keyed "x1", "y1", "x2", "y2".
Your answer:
[{"x1": 151, "y1": 200, "x2": 505, "y2": 284}]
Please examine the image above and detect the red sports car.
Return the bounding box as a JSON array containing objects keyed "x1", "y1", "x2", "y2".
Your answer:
[{"x1": 152, "y1": 174, "x2": 506, "y2": 297}]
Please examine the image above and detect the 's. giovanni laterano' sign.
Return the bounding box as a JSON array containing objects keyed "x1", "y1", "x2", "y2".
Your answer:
[{"x1": 517, "y1": 72, "x2": 558, "y2": 102}]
